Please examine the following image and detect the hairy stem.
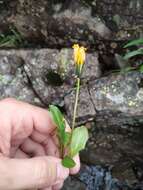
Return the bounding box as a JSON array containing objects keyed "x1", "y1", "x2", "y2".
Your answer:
[{"x1": 72, "y1": 77, "x2": 80, "y2": 131}]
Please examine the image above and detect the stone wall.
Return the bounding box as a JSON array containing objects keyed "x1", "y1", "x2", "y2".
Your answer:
[{"x1": 0, "y1": 1, "x2": 143, "y2": 189}]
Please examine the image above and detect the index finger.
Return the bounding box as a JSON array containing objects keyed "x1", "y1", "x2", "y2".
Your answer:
[
  {"x1": 1, "y1": 98, "x2": 57, "y2": 136},
  {"x1": 30, "y1": 105, "x2": 57, "y2": 135}
]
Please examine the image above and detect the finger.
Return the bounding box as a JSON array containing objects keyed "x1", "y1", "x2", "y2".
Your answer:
[
  {"x1": 0, "y1": 119, "x2": 11, "y2": 156},
  {"x1": 50, "y1": 131, "x2": 59, "y2": 148},
  {"x1": 14, "y1": 149, "x2": 30, "y2": 158},
  {"x1": 70, "y1": 154, "x2": 80, "y2": 175},
  {"x1": 42, "y1": 188, "x2": 52, "y2": 190},
  {"x1": 20, "y1": 138, "x2": 46, "y2": 157},
  {"x1": 44, "y1": 136, "x2": 60, "y2": 157},
  {"x1": 31, "y1": 130, "x2": 48, "y2": 144},
  {"x1": 0, "y1": 98, "x2": 56, "y2": 141},
  {"x1": 0, "y1": 156, "x2": 69, "y2": 189},
  {"x1": 31, "y1": 105, "x2": 56, "y2": 135},
  {"x1": 52, "y1": 180, "x2": 64, "y2": 190},
  {"x1": 30, "y1": 131, "x2": 60, "y2": 157}
]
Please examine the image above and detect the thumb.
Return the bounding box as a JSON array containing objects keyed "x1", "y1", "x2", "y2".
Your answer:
[{"x1": 0, "y1": 156, "x2": 69, "y2": 190}]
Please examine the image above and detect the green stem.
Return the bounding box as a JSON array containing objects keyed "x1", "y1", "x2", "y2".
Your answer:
[
  {"x1": 72, "y1": 77, "x2": 80, "y2": 131},
  {"x1": 61, "y1": 144, "x2": 64, "y2": 159}
]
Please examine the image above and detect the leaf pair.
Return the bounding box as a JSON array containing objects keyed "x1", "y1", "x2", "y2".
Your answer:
[
  {"x1": 123, "y1": 48, "x2": 143, "y2": 60},
  {"x1": 123, "y1": 38, "x2": 143, "y2": 60},
  {"x1": 124, "y1": 38, "x2": 143, "y2": 48},
  {"x1": 62, "y1": 126, "x2": 89, "y2": 168},
  {"x1": 49, "y1": 105, "x2": 88, "y2": 168}
]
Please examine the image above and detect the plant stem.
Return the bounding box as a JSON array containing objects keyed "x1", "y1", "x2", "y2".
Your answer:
[
  {"x1": 72, "y1": 77, "x2": 80, "y2": 131},
  {"x1": 60, "y1": 144, "x2": 64, "y2": 158}
]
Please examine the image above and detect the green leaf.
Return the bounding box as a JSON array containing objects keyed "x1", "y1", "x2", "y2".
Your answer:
[
  {"x1": 62, "y1": 156, "x2": 76, "y2": 168},
  {"x1": 113, "y1": 14, "x2": 121, "y2": 26},
  {"x1": 11, "y1": 28, "x2": 23, "y2": 43},
  {"x1": 124, "y1": 38, "x2": 143, "y2": 48},
  {"x1": 49, "y1": 105, "x2": 65, "y2": 143},
  {"x1": 64, "y1": 132, "x2": 71, "y2": 146},
  {"x1": 139, "y1": 65, "x2": 143, "y2": 73},
  {"x1": 70, "y1": 126, "x2": 88, "y2": 157},
  {"x1": 123, "y1": 49, "x2": 143, "y2": 60}
]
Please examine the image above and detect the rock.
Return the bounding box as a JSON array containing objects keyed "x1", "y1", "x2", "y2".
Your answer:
[
  {"x1": 23, "y1": 48, "x2": 100, "y2": 105},
  {"x1": 63, "y1": 165, "x2": 143, "y2": 190},
  {"x1": 80, "y1": 120, "x2": 143, "y2": 180},
  {"x1": 89, "y1": 71, "x2": 143, "y2": 115},
  {"x1": 14, "y1": 0, "x2": 111, "y2": 46},
  {"x1": 65, "y1": 71, "x2": 143, "y2": 125},
  {"x1": 64, "y1": 86, "x2": 96, "y2": 125},
  {"x1": 0, "y1": 50, "x2": 43, "y2": 106},
  {"x1": 62, "y1": 176, "x2": 86, "y2": 190},
  {"x1": 0, "y1": 48, "x2": 100, "y2": 105},
  {"x1": 0, "y1": 48, "x2": 100, "y2": 106},
  {"x1": 0, "y1": 0, "x2": 143, "y2": 49},
  {"x1": 78, "y1": 165, "x2": 131, "y2": 190},
  {"x1": 95, "y1": 0, "x2": 143, "y2": 27}
]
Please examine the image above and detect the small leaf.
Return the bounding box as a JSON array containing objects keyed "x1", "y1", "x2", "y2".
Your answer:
[
  {"x1": 62, "y1": 156, "x2": 76, "y2": 168},
  {"x1": 49, "y1": 105, "x2": 65, "y2": 143},
  {"x1": 64, "y1": 132, "x2": 71, "y2": 146},
  {"x1": 70, "y1": 126, "x2": 88, "y2": 157},
  {"x1": 124, "y1": 38, "x2": 143, "y2": 48},
  {"x1": 123, "y1": 49, "x2": 143, "y2": 60},
  {"x1": 49, "y1": 105, "x2": 64, "y2": 126},
  {"x1": 139, "y1": 65, "x2": 143, "y2": 73},
  {"x1": 113, "y1": 14, "x2": 121, "y2": 26}
]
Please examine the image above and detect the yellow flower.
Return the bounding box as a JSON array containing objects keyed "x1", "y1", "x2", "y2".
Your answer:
[{"x1": 72, "y1": 44, "x2": 86, "y2": 65}]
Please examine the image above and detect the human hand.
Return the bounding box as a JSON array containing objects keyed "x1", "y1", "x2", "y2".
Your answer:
[{"x1": 0, "y1": 98, "x2": 80, "y2": 190}]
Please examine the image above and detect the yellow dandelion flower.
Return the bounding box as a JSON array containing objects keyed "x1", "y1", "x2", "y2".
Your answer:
[
  {"x1": 72, "y1": 44, "x2": 79, "y2": 64},
  {"x1": 77, "y1": 46, "x2": 86, "y2": 65},
  {"x1": 72, "y1": 44, "x2": 86, "y2": 77},
  {"x1": 72, "y1": 44, "x2": 86, "y2": 65}
]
